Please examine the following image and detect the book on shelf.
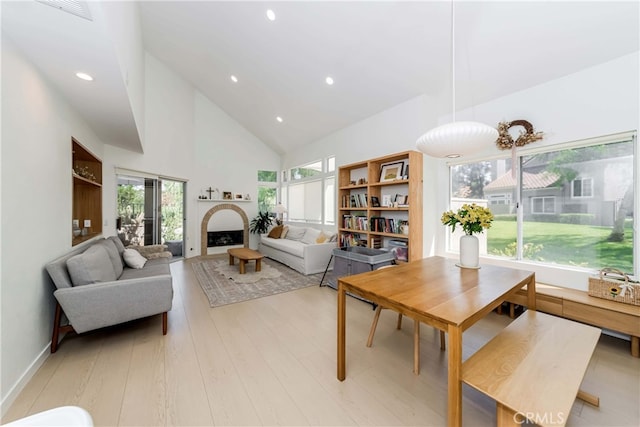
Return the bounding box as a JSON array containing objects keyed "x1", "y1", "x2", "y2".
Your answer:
[
  {"x1": 370, "y1": 236, "x2": 382, "y2": 249},
  {"x1": 342, "y1": 214, "x2": 367, "y2": 231},
  {"x1": 346, "y1": 193, "x2": 368, "y2": 208},
  {"x1": 340, "y1": 233, "x2": 366, "y2": 247}
]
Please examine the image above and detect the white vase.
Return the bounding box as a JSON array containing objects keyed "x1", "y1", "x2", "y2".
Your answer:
[{"x1": 459, "y1": 234, "x2": 479, "y2": 268}]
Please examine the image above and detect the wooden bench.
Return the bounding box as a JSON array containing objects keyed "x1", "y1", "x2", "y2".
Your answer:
[
  {"x1": 504, "y1": 283, "x2": 640, "y2": 357},
  {"x1": 463, "y1": 311, "x2": 601, "y2": 427}
]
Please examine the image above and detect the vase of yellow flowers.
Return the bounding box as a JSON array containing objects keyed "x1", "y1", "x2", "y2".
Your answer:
[{"x1": 441, "y1": 203, "x2": 493, "y2": 268}]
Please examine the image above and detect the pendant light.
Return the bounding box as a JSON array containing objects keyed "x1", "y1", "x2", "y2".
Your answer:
[{"x1": 416, "y1": 0, "x2": 497, "y2": 158}]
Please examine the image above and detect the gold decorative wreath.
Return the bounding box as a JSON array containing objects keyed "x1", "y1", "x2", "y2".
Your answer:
[{"x1": 496, "y1": 119, "x2": 544, "y2": 150}]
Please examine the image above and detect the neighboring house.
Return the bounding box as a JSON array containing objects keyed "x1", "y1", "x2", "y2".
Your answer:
[{"x1": 483, "y1": 154, "x2": 633, "y2": 227}]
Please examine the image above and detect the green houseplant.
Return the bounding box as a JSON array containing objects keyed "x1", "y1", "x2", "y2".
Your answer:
[{"x1": 249, "y1": 211, "x2": 274, "y2": 234}]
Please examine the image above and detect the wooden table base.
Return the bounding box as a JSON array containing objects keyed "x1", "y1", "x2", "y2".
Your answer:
[{"x1": 227, "y1": 248, "x2": 264, "y2": 274}]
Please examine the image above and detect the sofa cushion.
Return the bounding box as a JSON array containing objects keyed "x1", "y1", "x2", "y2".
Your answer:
[
  {"x1": 261, "y1": 236, "x2": 305, "y2": 257},
  {"x1": 123, "y1": 248, "x2": 147, "y2": 269},
  {"x1": 96, "y1": 239, "x2": 124, "y2": 278},
  {"x1": 301, "y1": 228, "x2": 321, "y2": 244},
  {"x1": 268, "y1": 225, "x2": 284, "y2": 238},
  {"x1": 108, "y1": 235, "x2": 126, "y2": 255},
  {"x1": 66, "y1": 244, "x2": 117, "y2": 286},
  {"x1": 119, "y1": 258, "x2": 170, "y2": 280},
  {"x1": 284, "y1": 226, "x2": 306, "y2": 241}
]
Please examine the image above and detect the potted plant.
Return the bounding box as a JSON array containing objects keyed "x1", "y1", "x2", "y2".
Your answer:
[{"x1": 249, "y1": 211, "x2": 274, "y2": 234}]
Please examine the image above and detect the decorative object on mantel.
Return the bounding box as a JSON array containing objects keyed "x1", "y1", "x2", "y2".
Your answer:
[
  {"x1": 415, "y1": 0, "x2": 497, "y2": 158},
  {"x1": 496, "y1": 119, "x2": 544, "y2": 177},
  {"x1": 441, "y1": 203, "x2": 493, "y2": 269},
  {"x1": 202, "y1": 187, "x2": 219, "y2": 200}
]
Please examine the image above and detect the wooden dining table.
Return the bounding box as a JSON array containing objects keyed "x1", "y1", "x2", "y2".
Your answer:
[{"x1": 337, "y1": 256, "x2": 536, "y2": 427}]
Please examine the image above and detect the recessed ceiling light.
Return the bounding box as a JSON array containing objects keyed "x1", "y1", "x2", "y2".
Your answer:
[
  {"x1": 276, "y1": 116, "x2": 283, "y2": 123},
  {"x1": 325, "y1": 76, "x2": 334, "y2": 85},
  {"x1": 230, "y1": 75, "x2": 238, "y2": 83},
  {"x1": 75, "y1": 72, "x2": 93, "y2": 81},
  {"x1": 266, "y1": 9, "x2": 276, "y2": 21}
]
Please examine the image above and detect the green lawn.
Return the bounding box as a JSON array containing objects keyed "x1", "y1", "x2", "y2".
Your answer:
[{"x1": 487, "y1": 220, "x2": 634, "y2": 273}]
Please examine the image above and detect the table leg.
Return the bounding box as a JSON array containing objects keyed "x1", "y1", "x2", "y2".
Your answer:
[
  {"x1": 527, "y1": 275, "x2": 537, "y2": 311},
  {"x1": 413, "y1": 320, "x2": 420, "y2": 375},
  {"x1": 337, "y1": 281, "x2": 346, "y2": 381},
  {"x1": 228, "y1": 253, "x2": 234, "y2": 265},
  {"x1": 239, "y1": 259, "x2": 246, "y2": 274},
  {"x1": 447, "y1": 325, "x2": 463, "y2": 427},
  {"x1": 255, "y1": 258, "x2": 262, "y2": 272}
]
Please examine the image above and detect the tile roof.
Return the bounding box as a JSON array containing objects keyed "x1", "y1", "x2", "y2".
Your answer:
[{"x1": 484, "y1": 170, "x2": 560, "y2": 190}]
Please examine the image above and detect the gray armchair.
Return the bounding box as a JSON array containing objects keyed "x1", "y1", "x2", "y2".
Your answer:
[{"x1": 45, "y1": 236, "x2": 173, "y2": 352}]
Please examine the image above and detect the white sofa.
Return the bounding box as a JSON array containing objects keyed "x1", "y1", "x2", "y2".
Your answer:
[{"x1": 258, "y1": 225, "x2": 336, "y2": 275}]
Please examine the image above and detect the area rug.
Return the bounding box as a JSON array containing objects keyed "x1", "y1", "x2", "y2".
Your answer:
[{"x1": 191, "y1": 256, "x2": 324, "y2": 308}]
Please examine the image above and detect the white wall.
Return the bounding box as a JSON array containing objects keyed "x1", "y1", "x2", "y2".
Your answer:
[
  {"x1": 98, "y1": 1, "x2": 146, "y2": 148},
  {"x1": 105, "y1": 54, "x2": 281, "y2": 257},
  {"x1": 1, "y1": 38, "x2": 107, "y2": 411}
]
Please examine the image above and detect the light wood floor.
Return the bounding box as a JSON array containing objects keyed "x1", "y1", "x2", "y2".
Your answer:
[{"x1": 4, "y1": 258, "x2": 640, "y2": 426}]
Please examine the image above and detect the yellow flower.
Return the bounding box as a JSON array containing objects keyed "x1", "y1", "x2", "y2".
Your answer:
[{"x1": 441, "y1": 203, "x2": 494, "y2": 235}]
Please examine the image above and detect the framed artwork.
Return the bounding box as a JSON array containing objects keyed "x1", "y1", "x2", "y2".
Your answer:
[
  {"x1": 222, "y1": 191, "x2": 233, "y2": 200},
  {"x1": 370, "y1": 196, "x2": 380, "y2": 207},
  {"x1": 382, "y1": 194, "x2": 392, "y2": 207},
  {"x1": 234, "y1": 193, "x2": 243, "y2": 200},
  {"x1": 379, "y1": 161, "x2": 404, "y2": 182}
]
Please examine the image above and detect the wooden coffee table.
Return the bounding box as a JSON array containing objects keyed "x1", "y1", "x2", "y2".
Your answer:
[{"x1": 227, "y1": 248, "x2": 264, "y2": 274}]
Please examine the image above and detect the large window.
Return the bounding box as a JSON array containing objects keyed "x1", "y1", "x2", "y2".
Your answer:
[
  {"x1": 282, "y1": 156, "x2": 335, "y2": 225},
  {"x1": 258, "y1": 170, "x2": 278, "y2": 213},
  {"x1": 449, "y1": 133, "x2": 636, "y2": 274}
]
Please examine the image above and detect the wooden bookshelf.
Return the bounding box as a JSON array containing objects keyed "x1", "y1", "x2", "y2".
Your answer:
[
  {"x1": 72, "y1": 138, "x2": 102, "y2": 245},
  {"x1": 337, "y1": 150, "x2": 423, "y2": 261}
]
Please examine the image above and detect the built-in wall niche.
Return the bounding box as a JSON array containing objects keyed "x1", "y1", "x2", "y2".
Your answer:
[{"x1": 72, "y1": 138, "x2": 102, "y2": 245}]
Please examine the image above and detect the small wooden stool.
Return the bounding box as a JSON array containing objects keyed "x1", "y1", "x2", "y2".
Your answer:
[{"x1": 227, "y1": 248, "x2": 264, "y2": 274}]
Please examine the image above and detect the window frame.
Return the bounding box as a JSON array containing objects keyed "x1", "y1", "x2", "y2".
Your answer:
[
  {"x1": 571, "y1": 177, "x2": 594, "y2": 199},
  {"x1": 445, "y1": 131, "x2": 637, "y2": 281},
  {"x1": 281, "y1": 156, "x2": 336, "y2": 226},
  {"x1": 530, "y1": 196, "x2": 556, "y2": 214}
]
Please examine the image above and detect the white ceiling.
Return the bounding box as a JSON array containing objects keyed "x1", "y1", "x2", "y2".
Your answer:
[{"x1": 2, "y1": 1, "x2": 639, "y2": 155}]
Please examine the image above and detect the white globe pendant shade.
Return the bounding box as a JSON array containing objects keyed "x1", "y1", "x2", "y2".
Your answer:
[{"x1": 416, "y1": 121, "x2": 498, "y2": 158}]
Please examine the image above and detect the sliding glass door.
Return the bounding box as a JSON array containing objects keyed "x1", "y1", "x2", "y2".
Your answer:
[{"x1": 117, "y1": 173, "x2": 185, "y2": 258}]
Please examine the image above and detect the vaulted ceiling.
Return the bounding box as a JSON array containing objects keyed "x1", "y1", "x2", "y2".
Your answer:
[{"x1": 3, "y1": 1, "x2": 638, "y2": 154}]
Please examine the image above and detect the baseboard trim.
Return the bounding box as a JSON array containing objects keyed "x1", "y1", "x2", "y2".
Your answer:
[{"x1": 0, "y1": 342, "x2": 51, "y2": 418}]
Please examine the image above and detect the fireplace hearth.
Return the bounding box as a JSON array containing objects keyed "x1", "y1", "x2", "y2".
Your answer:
[{"x1": 207, "y1": 230, "x2": 244, "y2": 247}]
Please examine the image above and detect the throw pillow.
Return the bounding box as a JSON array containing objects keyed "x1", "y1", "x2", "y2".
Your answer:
[
  {"x1": 316, "y1": 232, "x2": 328, "y2": 244},
  {"x1": 280, "y1": 226, "x2": 289, "y2": 239},
  {"x1": 267, "y1": 225, "x2": 284, "y2": 238},
  {"x1": 66, "y1": 244, "x2": 117, "y2": 286},
  {"x1": 301, "y1": 228, "x2": 321, "y2": 244},
  {"x1": 123, "y1": 248, "x2": 147, "y2": 269},
  {"x1": 97, "y1": 239, "x2": 124, "y2": 278},
  {"x1": 285, "y1": 226, "x2": 306, "y2": 241}
]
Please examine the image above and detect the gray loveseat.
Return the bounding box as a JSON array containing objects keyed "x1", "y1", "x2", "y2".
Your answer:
[{"x1": 46, "y1": 236, "x2": 173, "y2": 352}]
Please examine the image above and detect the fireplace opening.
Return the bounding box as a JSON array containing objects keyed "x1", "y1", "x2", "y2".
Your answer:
[{"x1": 207, "y1": 230, "x2": 244, "y2": 247}]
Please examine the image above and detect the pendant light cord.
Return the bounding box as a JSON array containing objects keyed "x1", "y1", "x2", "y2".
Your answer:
[{"x1": 451, "y1": 0, "x2": 456, "y2": 122}]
